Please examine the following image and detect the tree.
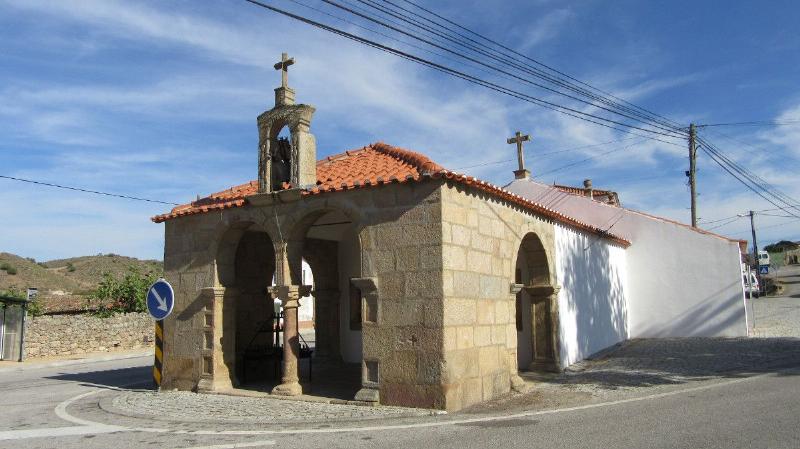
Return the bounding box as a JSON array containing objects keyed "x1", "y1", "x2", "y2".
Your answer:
[
  {"x1": 88, "y1": 266, "x2": 161, "y2": 316},
  {"x1": 763, "y1": 240, "x2": 799, "y2": 252}
]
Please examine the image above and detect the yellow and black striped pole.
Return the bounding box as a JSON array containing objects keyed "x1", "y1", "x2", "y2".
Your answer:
[{"x1": 153, "y1": 319, "x2": 164, "y2": 389}]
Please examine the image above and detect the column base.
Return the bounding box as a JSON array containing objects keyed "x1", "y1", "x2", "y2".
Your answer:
[
  {"x1": 510, "y1": 374, "x2": 529, "y2": 393},
  {"x1": 354, "y1": 387, "x2": 380, "y2": 403},
  {"x1": 272, "y1": 381, "x2": 303, "y2": 396},
  {"x1": 196, "y1": 377, "x2": 213, "y2": 393}
]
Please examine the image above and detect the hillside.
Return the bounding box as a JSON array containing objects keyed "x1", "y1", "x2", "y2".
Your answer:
[
  {"x1": 0, "y1": 252, "x2": 163, "y2": 313},
  {"x1": 42, "y1": 254, "x2": 162, "y2": 289}
]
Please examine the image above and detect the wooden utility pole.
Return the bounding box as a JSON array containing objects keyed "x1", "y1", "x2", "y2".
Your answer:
[
  {"x1": 688, "y1": 123, "x2": 698, "y2": 227},
  {"x1": 749, "y1": 210, "x2": 759, "y2": 270}
]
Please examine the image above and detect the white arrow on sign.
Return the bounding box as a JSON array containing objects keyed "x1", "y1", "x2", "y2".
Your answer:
[{"x1": 151, "y1": 287, "x2": 168, "y2": 312}]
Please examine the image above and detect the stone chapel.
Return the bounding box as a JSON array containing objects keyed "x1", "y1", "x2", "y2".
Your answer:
[{"x1": 153, "y1": 53, "x2": 749, "y2": 412}]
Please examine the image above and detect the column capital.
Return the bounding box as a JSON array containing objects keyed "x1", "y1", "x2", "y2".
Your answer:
[
  {"x1": 268, "y1": 284, "x2": 312, "y2": 308},
  {"x1": 202, "y1": 286, "x2": 238, "y2": 300},
  {"x1": 350, "y1": 277, "x2": 378, "y2": 295},
  {"x1": 522, "y1": 284, "x2": 561, "y2": 297}
]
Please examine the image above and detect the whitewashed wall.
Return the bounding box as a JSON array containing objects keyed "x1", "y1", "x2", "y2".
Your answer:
[
  {"x1": 622, "y1": 212, "x2": 746, "y2": 338},
  {"x1": 507, "y1": 179, "x2": 748, "y2": 341},
  {"x1": 298, "y1": 260, "x2": 315, "y2": 324},
  {"x1": 338, "y1": 227, "x2": 363, "y2": 363},
  {"x1": 555, "y1": 225, "x2": 629, "y2": 367}
]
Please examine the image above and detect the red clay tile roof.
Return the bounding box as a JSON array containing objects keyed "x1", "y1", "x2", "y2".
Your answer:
[{"x1": 152, "y1": 143, "x2": 630, "y2": 247}]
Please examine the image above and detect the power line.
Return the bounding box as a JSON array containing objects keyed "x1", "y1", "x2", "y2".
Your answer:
[
  {"x1": 319, "y1": 0, "x2": 685, "y2": 138},
  {"x1": 705, "y1": 216, "x2": 744, "y2": 231},
  {"x1": 697, "y1": 119, "x2": 800, "y2": 128},
  {"x1": 699, "y1": 214, "x2": 742, "y2": 225},
  {"x1": 242, "y1": 0, "x2": 687, "y2": 146},
  {"x1": 395, "y1": 0, "x2": 685, "y2": 131},
  {"x1": 344, "y1": 0, "x2": 684, "y2": 135},
  {"x1": 452, "y1": 136, "x2": 639, "y2": 171},
  {"x1": 0, "y1": 175, "x2": 179, "y2": 205},
  {"x1": 729, "y1": 218, "x2": 800, "y2": 235},
  {"x1": 698, "y1": 136, "x2": 800, "y2": 215},
  {"x1": 699, "y1": 208, "x2": 800, "y2": 226},
  {"x1": 534, "y1": 139, "x2": 645, "y2": 178},
  {"x1": 696, "y1": 139, "x2": 800, "y2": 219},
  {"x1": 757, "y1": 212, "x2": 799, "y2": 218}
]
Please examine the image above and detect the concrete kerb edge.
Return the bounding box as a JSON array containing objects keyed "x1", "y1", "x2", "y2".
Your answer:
[
  {"x1": 66, "y1": 369, "x2": 795, "y2": 436},
  {"x1": 96, "y1": 392, "x2": 443, "y2": 427},
  {"x1": 0, "y1": 350, "x2": 154, "y2": 373}
]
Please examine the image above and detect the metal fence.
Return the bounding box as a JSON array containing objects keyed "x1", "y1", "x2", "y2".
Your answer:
[{"x1": 0, "y1": 296, "x2": 29, "y2": 361}]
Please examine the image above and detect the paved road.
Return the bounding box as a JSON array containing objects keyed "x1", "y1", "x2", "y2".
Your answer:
[
  {"x1": 753, "y1": 264, "x2": 800, "y2": 337},
  {"x1": 2, "y1": 345, "x2": 800, "y2": 449},
  {"x1": 3, "y1": 271, "x2": 799, "y2": 449}
]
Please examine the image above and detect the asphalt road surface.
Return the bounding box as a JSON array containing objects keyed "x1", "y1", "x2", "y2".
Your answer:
[
  {"x1": 3, "y1": 267, "x2": 800, "y2": 449},
  {"x1": 1, "y1": 351, "x2": 799, "y2": 449}
]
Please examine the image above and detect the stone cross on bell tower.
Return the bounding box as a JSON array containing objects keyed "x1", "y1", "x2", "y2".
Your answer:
[
  {"x1": 273, "y1": 52, "x2": 295, "y2": 106},
  {"x1": 255, "y1": 52, "x2": 317, "y2": 194},
  {"x1": 507, "y1": 131, "x2": 531, "y2": 180}
]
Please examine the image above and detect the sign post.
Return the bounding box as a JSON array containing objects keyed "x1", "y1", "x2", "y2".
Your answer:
[
  {"x1": 759, "y1": 265, "x2": 769, "y2": 275},
  {"x1": 147, "y1": 279, "x2": 174, "y2": 389}
]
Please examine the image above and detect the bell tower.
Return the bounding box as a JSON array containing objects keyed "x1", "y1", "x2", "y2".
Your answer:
[{"x1": 257, "y1": 52, "x2": 317, "y2": 193}]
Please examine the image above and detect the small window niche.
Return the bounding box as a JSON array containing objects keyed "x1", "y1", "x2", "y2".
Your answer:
[{"x1": 349, "y1": 283, "x2": 362, "y2": 330}]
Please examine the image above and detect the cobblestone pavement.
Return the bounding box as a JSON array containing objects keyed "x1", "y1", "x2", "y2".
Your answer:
[
  {"x1": 471, "y1": 336, "x2": 800, "y2": 413},
  {"x1": 752, "y1": 265, "x2": 800, "y2": 337},
  {"x1": 558, "y1": 337, "x2": 800, "y2": 391},
  {"x1": 107, "y1": 390, "x2": 437, "y2": 424}
]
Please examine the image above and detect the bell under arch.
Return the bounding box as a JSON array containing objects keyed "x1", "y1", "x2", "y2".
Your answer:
[{"x1": 255, "y1": 52, "x2": 317, "y2": 193}]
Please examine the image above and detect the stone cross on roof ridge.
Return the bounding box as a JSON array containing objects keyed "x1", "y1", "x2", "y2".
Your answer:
[
  {"x1": 507, "y1": 130, "x2": 531, "y2": 180},
  {"x1": 274, "y1": 52, "x2": 295, "y2": 89}
]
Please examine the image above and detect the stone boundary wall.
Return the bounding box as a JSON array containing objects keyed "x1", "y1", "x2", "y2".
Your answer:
[{"x1": 24, "y1": 312, "x2": 154, "y2": 358}]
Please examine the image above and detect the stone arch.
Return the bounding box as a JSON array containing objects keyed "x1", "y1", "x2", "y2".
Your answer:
[
  {"x1": 210, "y1": 220, "x2": 278, "y2": 387},
  {"x1": 256, "y1": 104, "x2": 316, "y2": 192},
  {"x1": 282, "y1": 205, "x2": 365, "y2": 388},
  {"x1": 213, "y1": 220, "x2": 276, "y2": 288},
  {"x1": 515, "y1": 231, "x2": 560, "y2": 372},
  {"x1": 282, "y1": 203, "x2": 365, "y2": 286}
]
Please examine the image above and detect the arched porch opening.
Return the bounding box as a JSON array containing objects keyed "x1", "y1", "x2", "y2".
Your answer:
[
  {"x1": 288, "y1": 208, "x2": 363, "y2": 398},
  {"x1": 216, "y1": 224, "x2": 276, "y2": 388},
  {"x1": 515, "y1": 232, "x2": 558, "y2": 372}
]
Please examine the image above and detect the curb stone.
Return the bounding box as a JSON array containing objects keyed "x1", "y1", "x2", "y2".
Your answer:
[{"x1": 0, "y1": 350, "x2": 153, "y2": 373}]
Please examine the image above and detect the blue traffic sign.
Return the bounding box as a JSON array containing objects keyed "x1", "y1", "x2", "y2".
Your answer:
[
  {"x1": 759, "y1": 265, "x2": 769, "y2": 275},
  {"x1": 146, "y1": 279, "x2": 174, "y2": 320}
]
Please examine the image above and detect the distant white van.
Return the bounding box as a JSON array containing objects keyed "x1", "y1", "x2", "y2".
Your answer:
[{"x1": 758, "y1": 250, "x2": 770, "y2": 266}]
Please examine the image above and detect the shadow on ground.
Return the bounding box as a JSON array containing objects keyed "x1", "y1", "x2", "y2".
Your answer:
[
  {"x1": 46, "y1": 366, "x2": 153, "y2": 390},
  {"x1": 236, "y1": 360, "x2": 361, "y2": 401},
  {"x1": 550, "y1": 337, "x2": 800, "y2": 390}
]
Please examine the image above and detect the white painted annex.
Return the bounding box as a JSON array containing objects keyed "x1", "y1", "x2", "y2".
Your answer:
[
  {"x1": 506, "y1": 178, "x2": 748, "y2": 353},
  {"x1": 554, "y1": 223, "x2": 629, "y2": 367}
]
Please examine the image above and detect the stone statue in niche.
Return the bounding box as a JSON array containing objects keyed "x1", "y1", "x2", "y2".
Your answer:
[{"x1": 271, "y1": 136, "x2": 292, "y2": 190}]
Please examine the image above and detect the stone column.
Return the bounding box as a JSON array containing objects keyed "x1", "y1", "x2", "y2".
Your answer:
[
  {"x1": 197, "y1": 286, "x2": 237, "y2": 392},
  {"x1": 351, "y1": 277, "x2": 380, "y2": 403},
  {"x1": 269, "y1": 284, "x2": 311, "y2": 396},
  {"x1": 508, "y1": 283, "x2": 527, "y2": 392}
]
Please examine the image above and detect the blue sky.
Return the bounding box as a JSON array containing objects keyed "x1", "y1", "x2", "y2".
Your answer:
[{"x1": 1, "y1": 0, "x2": 799, "y2": 261}]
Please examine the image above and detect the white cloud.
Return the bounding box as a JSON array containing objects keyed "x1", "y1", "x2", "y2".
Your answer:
[
  {"x1": 517, "y1": 9, "x2": 573, "y2": 52},
  {"x1": 3, "y1": 0, "x2": 799, "y2": 261}
]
